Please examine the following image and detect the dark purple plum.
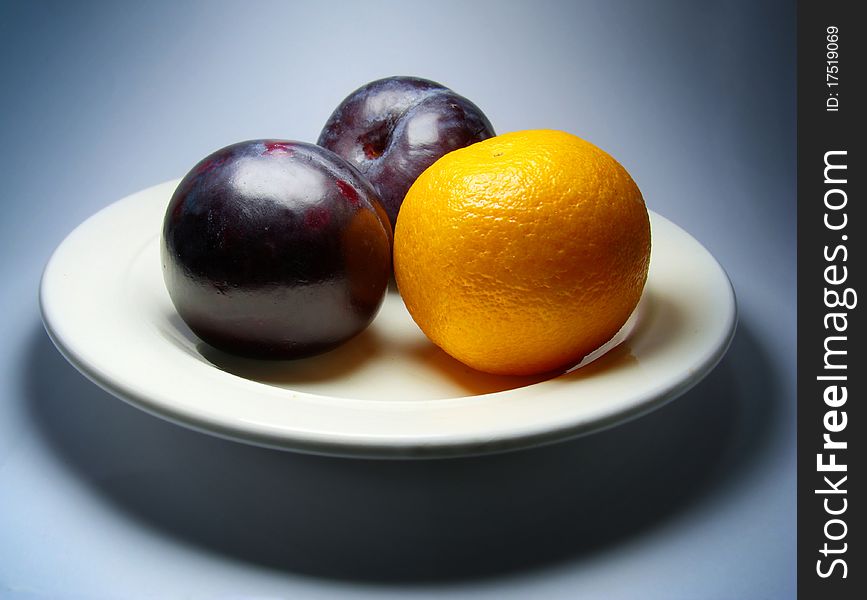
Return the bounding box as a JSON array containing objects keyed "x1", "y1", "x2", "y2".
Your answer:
[
  {"x1": 161, "y1": 140, "x2": 392, "y2": 359},
  {"x1": 318, "y1": 76, "x2": 495, "y2": 227}
]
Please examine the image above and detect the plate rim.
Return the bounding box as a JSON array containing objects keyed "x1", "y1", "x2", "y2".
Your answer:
[{"x1": 39, "y1": 180, "x2": 738, "y2": 459}]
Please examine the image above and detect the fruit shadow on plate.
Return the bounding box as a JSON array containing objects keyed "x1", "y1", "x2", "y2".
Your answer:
[{"x1": 173, "y1": 289, "x2": 663, "y2": 400}]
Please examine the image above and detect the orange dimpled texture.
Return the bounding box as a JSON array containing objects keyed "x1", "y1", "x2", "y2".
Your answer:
[{"x1": 393, "y1": 129, "x2": 651, "y2": 376}]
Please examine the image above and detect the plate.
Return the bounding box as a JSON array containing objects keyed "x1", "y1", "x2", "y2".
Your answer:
[{"x1": 40, "y1": 180, "x2": 736, "y2": 458}]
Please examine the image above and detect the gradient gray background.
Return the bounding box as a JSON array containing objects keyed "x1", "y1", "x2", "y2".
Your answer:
[{"x1": 0, "y1": 1, "x2": 795, "y2": 598}]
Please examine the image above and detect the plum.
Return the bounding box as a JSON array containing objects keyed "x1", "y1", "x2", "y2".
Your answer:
[
  {"x1": 318, "y1": 76, "x2": 495, "y2": 227},
  {"x1": 161, "y1": 140, "x2": 392, "y2": 359}
]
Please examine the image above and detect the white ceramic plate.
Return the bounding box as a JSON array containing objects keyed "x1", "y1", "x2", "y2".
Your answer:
[{"x1": 40, "y1": 180, "x2": 736, "y2": 458}]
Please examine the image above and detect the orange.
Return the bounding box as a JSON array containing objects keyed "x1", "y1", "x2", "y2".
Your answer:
[{"x1": 393, "y1": 129, "x2": 651, "y2": 376}]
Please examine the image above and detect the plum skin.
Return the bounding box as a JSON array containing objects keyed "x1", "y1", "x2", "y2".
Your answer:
[
  {"x1": 318, "y1": 76, "x2": 495, "y2": 227},
  {"x1": 161, "y1": 140, "x2": 392, "y2": 359}
]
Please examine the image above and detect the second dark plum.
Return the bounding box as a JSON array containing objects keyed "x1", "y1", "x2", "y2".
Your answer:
[{"x1": 318, "y1": 76, "x2": 495, "y2": 227}]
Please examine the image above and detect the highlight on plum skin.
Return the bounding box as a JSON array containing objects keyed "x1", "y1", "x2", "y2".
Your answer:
[
  {"x1": 318, "y1": 76, "x2": 495, "y2": 227},
  {"x1": 161, "y1": 139, "x2": 393, "y2": 359}
]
